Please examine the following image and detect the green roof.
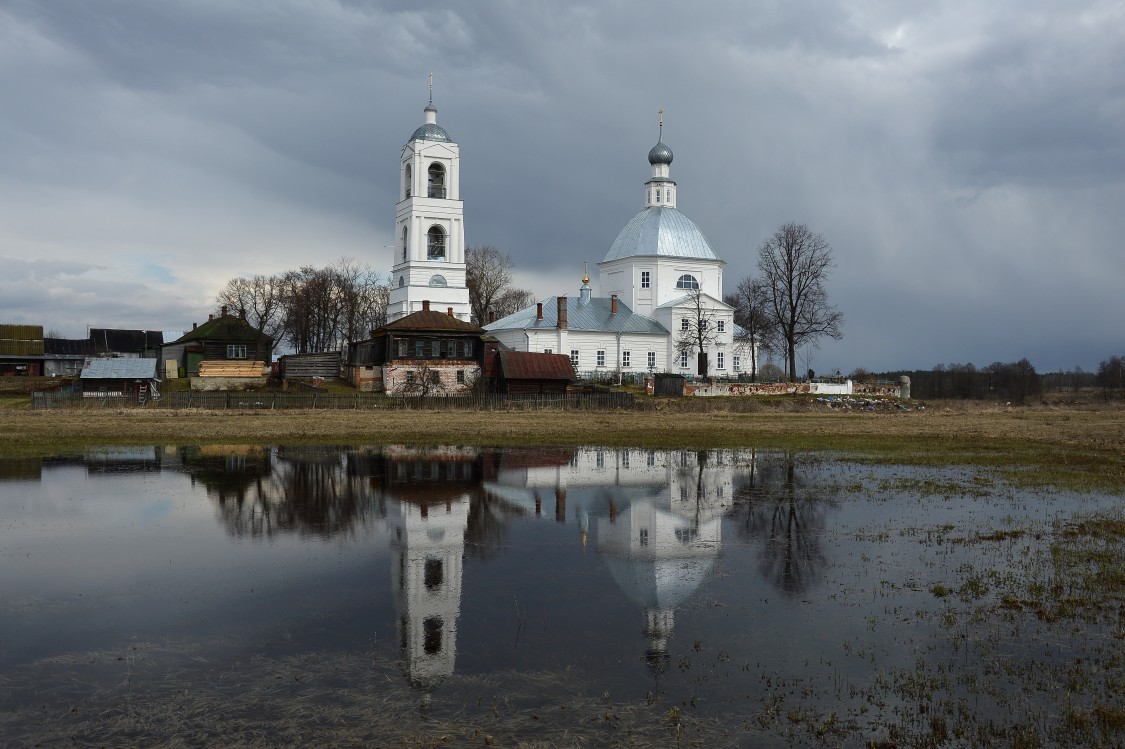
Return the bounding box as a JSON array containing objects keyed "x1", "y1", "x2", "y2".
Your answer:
[{"x1": 170, "y1": 313, "x2": 272, "y2": 345}]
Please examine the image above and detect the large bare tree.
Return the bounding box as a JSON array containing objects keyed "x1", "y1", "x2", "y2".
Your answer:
[
  {"x1": 674, "y1": 286, "x2": 719, "y2": 377},
  {"x1": 217, "y1": 274, "x2": 285, "y2": 345},
  {"x1": 725, "y1": 277, "x2": 777, "y2": 382},
  {"x1": 757, "y1": 223, "x2": 843, "y2": 381},
  {"x1": 465, "y1": 245, "x2": 532, "y2": 324}
]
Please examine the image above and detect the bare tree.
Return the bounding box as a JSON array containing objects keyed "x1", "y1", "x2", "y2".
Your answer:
[
  {"x1": 757, "y1": 223, "x2": 843, "y2": 381},
  {"x1": 674, "y1": 287, "x2": 719, "y2": 377},
  {"x1": 725, "y1": 277, "x2": 776, "y2": 382},
  {"x1": 217, "y1": 274, "x2": 285, "y2": 345},
  {"x1": 466, "y1": 245, "x2": 514, "y2": 325},
  {"x1": 492, "y1": 287, "x2": 534, "y2": 320}
]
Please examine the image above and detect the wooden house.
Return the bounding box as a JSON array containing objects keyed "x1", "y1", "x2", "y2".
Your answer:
[
  {"x1": 79, "y1": 358, "x2": 160, "y2": 401},
  {"x1": 161, "y1": 306, "x2": 273, "y2": 378},
  {"x1": 347, "y1": 300, "x2": 484, "y2": 395},
  {"x1": 493, "y1": 350, "x2": 576, "y2": 394}
]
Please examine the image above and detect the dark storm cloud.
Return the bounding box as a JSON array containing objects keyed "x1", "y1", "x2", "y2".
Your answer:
[{"x1": 0, "y1": 0, "x2": 1121, "y2": 371}]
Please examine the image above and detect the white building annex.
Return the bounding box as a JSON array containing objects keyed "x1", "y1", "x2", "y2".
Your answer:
[{"x1": 486, "y1": 118, "x2": 757, "y2": 379}]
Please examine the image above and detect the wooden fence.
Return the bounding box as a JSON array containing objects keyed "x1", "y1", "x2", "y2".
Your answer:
[{"x1": 31, "y1": 390, "x2": 636, "y2": 411}]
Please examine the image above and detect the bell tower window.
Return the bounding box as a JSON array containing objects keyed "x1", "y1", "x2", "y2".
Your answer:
[
  {"x1": 404, "y1": 164, "x2": 412, "y2": 198},
  {"x1": 401, "y1": 226, "x2": 408, "y2": 263},
  {"x1": 427, "y1": 226, "x2": 446, "y2": 259},
  {"x1": 427, "y1": 163, "x2": 446, "y2": 199}
]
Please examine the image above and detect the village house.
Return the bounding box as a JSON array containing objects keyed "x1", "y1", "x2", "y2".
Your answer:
[
  {"x1": 160, "y1": 306, "x2": 273, "y2": 378},
  {"x1": 347, "y1": 301, "x2": 484, "y2": 395}
]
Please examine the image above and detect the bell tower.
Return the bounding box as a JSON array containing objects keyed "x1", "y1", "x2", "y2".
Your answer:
[{"x1": 388, "y1": 81, "x2": 471, "y2": 321}]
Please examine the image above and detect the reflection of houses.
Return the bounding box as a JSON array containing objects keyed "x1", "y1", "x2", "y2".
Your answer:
[{"x1": 347, "y1": 302, "x2": 485, "y2": 395}]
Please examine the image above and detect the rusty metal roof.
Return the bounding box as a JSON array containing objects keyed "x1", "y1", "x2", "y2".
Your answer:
[
  {"x1": 382, "y1": 310, "x2": 484, "y2": 334},
  {"x1": 498, "y1": 350, "x2": 576, "y2": 382}
]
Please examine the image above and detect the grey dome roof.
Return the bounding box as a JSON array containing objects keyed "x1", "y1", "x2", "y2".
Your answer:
[
  {"x1": 410, "y1": 122, "x2": 453, "y2": 143},
  {"x1": 603, "y1": 207, "x2": 719, "y2": 262},
  {"x1": 648, "y1": 140, "x2": 673, "y2": 165}
]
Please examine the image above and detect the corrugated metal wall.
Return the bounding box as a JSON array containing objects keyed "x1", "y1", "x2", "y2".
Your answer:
[{"x1": 0, "y1": 325, "x2": 45, "y2": 356}]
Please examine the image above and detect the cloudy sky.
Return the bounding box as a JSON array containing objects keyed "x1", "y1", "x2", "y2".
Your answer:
[{"x1": 2, "y1": 0, "x2": 1122, "y2": 373}]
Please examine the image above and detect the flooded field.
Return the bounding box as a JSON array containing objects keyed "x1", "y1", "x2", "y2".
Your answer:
[{"x1": 1, "y1": 445, "x2": 1121, "y2": 747}]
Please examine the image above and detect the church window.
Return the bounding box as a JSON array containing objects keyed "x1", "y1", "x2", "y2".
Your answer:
[
  {"x1": 717, "y1": 319, "x2": 725, "y2": 332},
  {"x1": 427, "y1": 163, "x2": 446, "y2": 198},
  {"x1": 647, "y1": 351, "x2": 656, "y2": 369},
  {"x1": 570, "y1": 349, "x2": 579, "y2": 367},
  {"x1": 734, "y1": 356, "x2": 741, "y2": 371},
  {"x1": 717, "y1": 351, "x2": 725, "y2": 369},
  {"x1": 423, "y1": 617, "x2": 443, "y2": 654},
  {"x1": 429, "y1": 274, "x2": 447, "y2": 287},
  {"x1": 622, "y1": 350, "x2": 631, "y2": 367},
  {"x1": 676, "y1": 274, "x2": 699, "y2": 290},
  {"x1": 398, "y1": 275, "x2": 405, "y2": 288},
  {"x1": 543, "y1": 348, "x2": 552, "y2": 354},
  {"x1": 681, "y1": 318, "x2": 689, "y2": 331},
  {"x1": 639, "y1": 528, "x2": 649, "y2": 546},
  {"x1": 640, "y1": 271, "x2": 650, "y2": 289},
  {"x1": 424, "y1": 559, "x2": 443, "y2": 591},
  {"x1": 656, "y1": 189, "x2": 661, "y2": 202},
  {"x1": 680, "y1": 351, "x2": 689, "y2": 368},
  {"x1": 427, "y1": 226, "x2": 446, "y2": 259},
  {"x1": 402, "y1": 227, "x2": 408, "y2": 262},
  {"x1": 596, "y1": 350, "x2": 605, "y2": 367},
  {"x1": 404, "y1": 164, "x2": 412, "y2": 198}
]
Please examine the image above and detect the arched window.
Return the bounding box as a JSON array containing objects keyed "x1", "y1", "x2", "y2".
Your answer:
[
  {"x1": 429, "y1": 274, "x2": 447, "y2": 287},
  {"x1": 427, "y1": 226, "x2": 445, "y2": 259},
  {"x1": 676, "y1": 274, "x2": 699, "y2": 290},
  {"x1": 398, "y1": 275, "x2": 405, "y2": 288},
  {"x1": 427, "y1": 163, "x2": 446, "y2": 198},
  {"x1": 401, "y1": 226, "x2": 408, "y2": 262},
  {"x1": 404, "y1": 164, "x2": 412, "y2": 198}
]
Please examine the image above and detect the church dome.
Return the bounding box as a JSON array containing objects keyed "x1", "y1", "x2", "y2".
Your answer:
[
  {"x1": 603, "y1": 206, "x2": 719, "y2": 262},
  {"x1": 410, "y1": 122, "x2": 453, "y2": 143},
  {"x1": 648, "y1": 140, "x2": 673, "y2": 165}
]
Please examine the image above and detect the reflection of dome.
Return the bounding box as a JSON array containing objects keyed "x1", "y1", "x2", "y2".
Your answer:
[
  {"x1": 601, "y1": 555, "x2": 716, "y2": 610},
  {"x1": 648, "y1": 140, "x2": 673, "y2": 165},
  {"x1": 603, "y1": 207, "x2": 719, "y2": 262}
]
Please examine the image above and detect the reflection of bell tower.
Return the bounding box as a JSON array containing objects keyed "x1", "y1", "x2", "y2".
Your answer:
[{"x1": 390, "y1": 492, "x2": 470, "y2": 689}]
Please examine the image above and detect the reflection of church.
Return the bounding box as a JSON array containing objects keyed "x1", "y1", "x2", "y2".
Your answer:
[{"x1": 379, "y1": 448, "x2": 481, "y2": 689}]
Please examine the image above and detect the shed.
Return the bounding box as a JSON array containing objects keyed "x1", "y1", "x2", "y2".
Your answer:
[
  {"x1": 80, "y1": 358, "x2": 160, "y2": 400},
  {"x1": 495, "y1": 350, "x2": 576, "y2": 394},
  {"x1": 278, "y1": 351, "x2": 341, "y2": 381}
]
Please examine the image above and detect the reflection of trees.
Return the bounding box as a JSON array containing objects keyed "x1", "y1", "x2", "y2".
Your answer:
[
  {"x1": 465, "y1": 490, "x2": 524, "y2": 560},
  {"x1": 730, "y1": 452, "x2": 833, "y2": 595},
  {"x1": 182, "y1": 446, "x2": 390, "y2": 539}
]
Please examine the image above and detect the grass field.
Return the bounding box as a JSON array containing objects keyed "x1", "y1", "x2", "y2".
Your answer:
[{"x1": 3, "y1": 398, "x2": 1124, "y2": 491}]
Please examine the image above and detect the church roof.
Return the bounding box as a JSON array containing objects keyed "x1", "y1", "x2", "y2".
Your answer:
[
  {"x1": 602, "y1": 207, "x2": 719, "y2": 263},
  {"x1": 410, "y1": 122, "x2": 453, "y2": 143},
  {"x1": 486, "y1": 297, "x2": 668, "y2": 335}
]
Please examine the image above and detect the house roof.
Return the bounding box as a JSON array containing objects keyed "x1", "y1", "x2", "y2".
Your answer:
[
  {"x1": 89, "y1": 329, "x2": 163, "y2": 352},
  {"x1": 498, "y1": 350, "x2": 576, "y2": 382},
  {"x1": 44, "y1": 337, "x2": 95, "y2": 356},
  {"x1": 486, "y1": 297, "x2": 668, "y2": 335},
  {"x1": 382, "y1": 309, "x2": 484, "y2": 334},
  {"x1": 81, "y1": 358, "x2": 159, "y2": 379},
  {"x1": 170, "y1": 313, "x2": 272, "y2": 345}
]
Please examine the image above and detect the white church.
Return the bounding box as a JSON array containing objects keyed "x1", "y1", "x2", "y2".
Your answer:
[{"x1": 389, "y1": 98, "x2": 755, "y2": 378}]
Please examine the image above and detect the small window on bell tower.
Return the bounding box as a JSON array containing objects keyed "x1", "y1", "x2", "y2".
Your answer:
[{"x1": 404, "y1": 164, "x2": 412, "y2": 198}]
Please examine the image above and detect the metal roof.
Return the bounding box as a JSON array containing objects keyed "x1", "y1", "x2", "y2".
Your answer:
[
  {"x1": 409, "y1": 123, "x2": 453, "y2": 143},
  {"x1": 648, "y1": 140, "x2": 673, "y2": 165},
  {"x1": 498, "y1": 351, "x2": 576, "y2": 382},
  {"x1": 382, "y1": 309, "x2": 483, "y2": 334},
  {"x1": 602, "y1": 207, "x2": 719, "y2": 262},
  {"x1": 81, "y1": 358, "x2": 158, "y2": 379},
  {"x1": 486, "y1": 297, "x2": 668, "y2": 335}
]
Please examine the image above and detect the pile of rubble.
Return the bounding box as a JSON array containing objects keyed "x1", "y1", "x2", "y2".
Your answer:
[{"x1": 814, "y1": 395, "x2": 923, "y2": 412}]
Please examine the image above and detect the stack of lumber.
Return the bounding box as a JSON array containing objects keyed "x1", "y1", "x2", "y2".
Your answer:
[{"x1": 198, "y1": 360, "x2": 266, "y2": 378}]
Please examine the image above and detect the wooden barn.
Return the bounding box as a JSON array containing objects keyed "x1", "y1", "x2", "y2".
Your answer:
[
  {"x1": 161, "y1": 307, "x2": 273, "y2": 377},
  {"x1": 79, "y1": 358, "x2": 160, "y2": 401},
  {"x1": 278, "y1": 351, "x2": 341, "y2": 382},
  {"x1": 493, "y1": 350, "x2": 576, "y2": 394}
]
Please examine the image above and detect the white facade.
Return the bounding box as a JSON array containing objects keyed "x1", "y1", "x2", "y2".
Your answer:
[
  {"x1": 488, "y1": 129, "x2": 757, "y2": 379},
  {"x1": 388, "y1": 102, "x2": 471, "y2": 321}
]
